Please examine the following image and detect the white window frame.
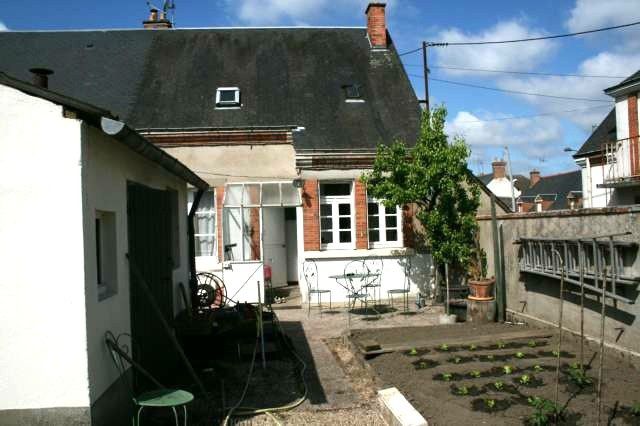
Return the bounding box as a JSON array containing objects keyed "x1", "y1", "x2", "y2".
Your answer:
[
  {"x1": 216, "y1": 87, "x2": 241, "y2": 108},
  {"x1": 367, "y1": 198, "x2": 403, "y2": 248},
  {"x1": 319, "y1": 182, "x2": 355, "y2": 250},
  {"x1": 190, "y1": 189, "x2": 217, "y2": 261}
]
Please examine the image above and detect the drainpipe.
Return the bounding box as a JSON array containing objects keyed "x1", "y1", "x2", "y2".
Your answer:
[{"x1": 188, "y1": 189, "x2": 205, "y2": 304}]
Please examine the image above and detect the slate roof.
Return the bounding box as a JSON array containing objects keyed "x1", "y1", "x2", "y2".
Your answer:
[
  {"x1": 0, "y1": 28, "x2": 421, "y2": 151},
  {"x1": 520, "y1": 170, "x2": 582, "y2": 210},
  {"x1": 574, "y1": 108, "x2": 616, "y2": 158},
  {"x1": 605, "y1": 69, "x2": 640, "y2": 94}
]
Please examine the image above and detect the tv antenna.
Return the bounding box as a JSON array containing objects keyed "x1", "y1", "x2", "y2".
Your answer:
[{"x1": 147, "y1": 0, "x2": 176, "y2": 24}]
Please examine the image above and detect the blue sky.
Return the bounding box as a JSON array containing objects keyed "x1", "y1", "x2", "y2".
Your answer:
[{"x1": 1, "y1": 0, "x2": 639, "y2": 176}]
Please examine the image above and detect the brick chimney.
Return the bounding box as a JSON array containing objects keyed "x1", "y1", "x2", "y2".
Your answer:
[
  {"x1": 143, "y1": 8, "x2": 172, "y2": 29},
  {"x1": 491, "y1": 159, "x2": 506, "y2": 179},
  {"x1": 365, "y1": 3, "x2": 387, "y2": 49},
  {"x1": 529, "y1": 169, "x2": 541, "y2": 187}
]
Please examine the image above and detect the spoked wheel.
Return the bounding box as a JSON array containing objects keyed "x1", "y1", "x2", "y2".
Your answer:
[{"x1": 196, "y1": 272, "x2": 226, "y2": 309}]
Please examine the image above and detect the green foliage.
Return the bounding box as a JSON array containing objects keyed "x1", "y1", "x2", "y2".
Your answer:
[
  {"x1": 418, "y1": 361, "x2": 428, "y2": 369},
  {"x1": 484, "y1": 398, "x2": 496, "y2": 410},
  {"x1": 453, "y1": 356, "x2": 462, "y2": 364},
  {"x1": 552, "y1": 350, "x2": 560, "y2": 358},
  {"x1": 631, "y1": 402, "x2": 640, "y2": 416},
  {"x1": 441, "y1": 373, "x2": 453, "y2": 382},
  {"x1": 497, "y1": 341, "x2": 506, "y2": 349},
  {"x1": 363, "y1": 106, "x2": 480, "y2": 268},
  {"x1": 528, "y1": 340, "x2": 537, "y2": 348},
  {"x1": 468, "y1": 344, "x2": 477, "y2": 351},
  {"x1": 486, "y1": 354, "x2": 495, "y2": 361},
  {"x1": 456, "y1": 385, "x2": 469, "y2": 396},
  {"x1": 566, "y1": 368, "x2": 593, "y2": 388},
  {"x1": 408, "y1": 348, "x2": 418, "y2": 356},
  {"x1": 515, "y1": 351, "x2": 525, "y2": 359},
  {"x1": 519, "y1": 374, "x2": 532, "y2": 385},
  {"x1": 527, "y1": 397, "x2": 561, "y2": 426},
  {"x1": 533, "y1": 365, "x2": 544, "y2": 373},
  {"x1": 469, "y1": 370, "x2": 481, "y2": 378},
  {"x1": 502, "y1": 365, "x2": 513, "y2": 375},
  {"x1": 439, "y1": 343, "x2": 449, "y2": 351},
  {"x1": 493, "y1": 380, "x2": 504, "y2": 391}
]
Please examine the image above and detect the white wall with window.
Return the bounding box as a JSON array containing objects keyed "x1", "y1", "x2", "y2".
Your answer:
[
  {"x1": 367, "y1": 199, "x2": 403, "y2": 248},
  {"x1": 319, "y1": 182, "x2": 354, "y2": 249}
]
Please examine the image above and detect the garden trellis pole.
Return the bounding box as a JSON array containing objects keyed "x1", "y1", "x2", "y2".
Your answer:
[{"x1": 552, "y1": 248, "x2": 564, "y2": 411}]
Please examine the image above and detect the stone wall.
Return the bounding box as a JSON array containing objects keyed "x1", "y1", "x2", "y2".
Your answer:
[{"x1": 477, "y1": 207, "x2": 640, "y2": 355}]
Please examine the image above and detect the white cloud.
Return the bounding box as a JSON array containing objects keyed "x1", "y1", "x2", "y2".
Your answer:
[
  {"x1": 227, "y1": 0, "x2": 395, "y2": 26},
  {"x1": 0, "y1": 21, "x2": 8, "y2": 31},
  {"x1": 567, "y1": 0, "x2": 640, "y2": 32},
  {"x1": 432, "y1": 20, "x2": 555, "y2": 75},
  {"x1": 496, "y1": 51, "x2": 640, "y2": 129}
]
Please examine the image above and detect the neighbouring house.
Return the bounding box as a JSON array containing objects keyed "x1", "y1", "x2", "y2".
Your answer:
[
  {"x1": 0, "y1": 72, "x2": 208, "y2": 425},
  {"x1": 0, "y1": 3, "x2": 432, "y2": 305},
  {"x1": 516, "y1": 170, "x2": 582, "y2": 212},
  {"x1": 573, "y1": 70, "x2": 640, "y2": 206},
  {"x1": 477, "y1": 159, "x2": 529, "y2": 209}
]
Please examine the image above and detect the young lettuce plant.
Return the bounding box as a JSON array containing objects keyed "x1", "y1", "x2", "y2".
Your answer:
[
  {"x1": 493, "y1": 380, "x2": 504, "y2": 391},
  {"x1": 519, "y1": 374, "x2": 532, "y2": 385},
  {"x1": 441, "y1": 373, "x2": 453, "y2": 382},
  {"x1": 528, "y1": 396, "x2": 561, "y2": 426},
  {"x1": 484, "y1": 399, "x2": 496, "y2": 410},
  {"x1": 503, "y1": 365, "x2": 513, "y2": 375},
  {"x1": 469, "y1": 370, "x2": 481, "y2": 378},
  {"x1": 515, "y1": 351, "x2": 525, "y2": 359},
  {"x1": 456, "y1": 385, "x2": 469, "y2": 396}
]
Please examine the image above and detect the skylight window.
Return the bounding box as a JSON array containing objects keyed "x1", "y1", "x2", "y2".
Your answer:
[
  {"x1": 216, "y1": 87, "x2": 241, "y2": 108},
  {"x1": 343, "y1": 84, "x2": 364, "y2": 102}
]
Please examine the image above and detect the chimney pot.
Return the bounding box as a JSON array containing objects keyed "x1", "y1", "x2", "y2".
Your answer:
[
  {"x1": 529, "y1": 169, "x2": 541, "y2": 187},
  {"x1": 29, "y1": 68, "x2": 54, "y2": 89},
  {"x1": 491, "y1": 159, "x2": 506, "y2": 179},
  {"x1": 365, "y1": 3, "x2": 387, "y2": 49},
  {"x1": 144, "y1": 7, "x2": 172, "y2": 29}
]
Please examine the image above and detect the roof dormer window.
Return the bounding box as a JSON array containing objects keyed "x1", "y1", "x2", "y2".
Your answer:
[
  {"x1": 216, "y1": 87, "x2": 241, "y2": 108},
  {"x1": 343, "y1": 84, "x2": 364, "y2": 103}
]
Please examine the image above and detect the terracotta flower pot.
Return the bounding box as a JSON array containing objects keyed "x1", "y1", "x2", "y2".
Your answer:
[{"x1": 468, "y1": 277, "x2": 495, "y2": 301}]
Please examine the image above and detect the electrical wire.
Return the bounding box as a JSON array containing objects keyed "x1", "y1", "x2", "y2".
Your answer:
[
  {"x1": 409, "y1": 74, "x2": 613, "y2": 102},
  {"x1": 398, "y1": 19, "x2": 640, "y2": 55},
  {"x1": 402, "y1": 64, "x2": 627, "y2": 79},
  {"x1": 451, "y1": 104, "x2": 611, "y2": 124}
]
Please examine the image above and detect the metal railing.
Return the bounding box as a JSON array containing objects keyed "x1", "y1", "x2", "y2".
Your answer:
[
  {"x1": 601, "y1": 136, "x2": 640, "y2": 184},
  {"x1": 516, "y1": 232, "x2": 638, "y2": 304}
]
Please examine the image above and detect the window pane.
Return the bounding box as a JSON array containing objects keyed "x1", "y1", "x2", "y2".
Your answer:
[
  {"x1": 386, "y1": 230, "x2": 398, "y2": 241},
  {"x1": 219, "y1": 90, "x2": 236, "y2": 102},
  {"x1": 368, "y1": 216, "x2": 379, "y2": 228},
  {"x1": 242, "y1": 184, "x2": 261, "y2": 206},
  {"x1": 224, "y1": 184, "x2": 242, "y2": 206},
  {"x1": 195, "y1": 236, "x2": 215, "y2": 257},
  {"x1": 339, "y1": 231, "x2": 352, "y2": 243},
  {"x1": 385, "y1": 215, "x2": 397, "y2": 228},
  {"x1": 195, "y1": 214, "x2": 215, "y2": 234},
  {"x1": 321, "y1": 218, "x2": 333, "y2": 229},
  {"x1": 338, "y1": 204, "x2": 350, "y2": 215},
  {"x1": 339, "y1": 217, "x2": 351, "y2": 229},
  {"x1": 199, "y1": 191, "x2": 215, "y2": 212},
  {"x1": 320, "y1": 183, "x2": 351, "y2": 196},
  {"x1": 367, "y1": 202, "x2": 378, "y2": 215},
  {"x1": 321, "y1": 231, "x2": 333, "y2": 244},
  {"x1": 262, "y1": 183, "x2": 280, "y2": 205},
  {"x1": 369, "y1": 230, "x2": 379, "y2": 242},
  {"x1": 320, "y1": 204, "x2": 332, "y2": 216},
  {"x1": 281, "y1": 183, "x2": 300, "y2": 206}
]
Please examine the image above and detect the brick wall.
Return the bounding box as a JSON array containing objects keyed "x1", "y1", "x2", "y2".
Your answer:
[
  {"x1": 216, "y1": 186, "x2": 225, "y2": 262},
  {"x1": 302, "y1": 180, "x2": 320, "y2": 251},
  {"x1": 366, "y1": 3, "x2": 387, "y2": 48},
  {"x1": 354, "y1": 180, "x2": 368, "y2": 249},
  {"x1": 628, "y1": 93, "x2": 639, "y2": 176}
]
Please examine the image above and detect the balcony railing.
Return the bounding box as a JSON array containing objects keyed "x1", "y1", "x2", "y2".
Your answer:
[{"x1": 599, "y1": 136, "x2": 640, "y2": 188}]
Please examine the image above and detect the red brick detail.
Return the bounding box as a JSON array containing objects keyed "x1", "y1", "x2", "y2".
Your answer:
[
  {"x1": 249, "y1": 207, "x2": 261, "y2": 260},
  {"x1": 144, "y1": 129, "x2": 292, "y2": 147},
  {"x1": 366, "y1": 3, "x2": 387, "y2": 48},
  {"x1": 628, "y1": 93, "x2": 639, "y2": 176},
  {"x1": 402, "y1": 204, "x2": 415, "y2": 248},
  {"x1": 491, "y1": 160, "x2": 506, "y2": 179},
  {"x1": 216, "y1": 187, "x2": 225, "y2": 262},
  {"x1": 302, "y1": 180, "x2": 320, "y2": 251},
  {"x1": 354, "y1": 180, "x2": 368, "y2": 249}
]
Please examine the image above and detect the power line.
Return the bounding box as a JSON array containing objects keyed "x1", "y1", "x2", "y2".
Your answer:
[
  {"x1": 452, "y1": 104, "x2": 611, "y2": 124},
  {"x1": 403, "y1": 64, "x2": 626, "y2": 79},
  {"x1": 398, "y1": 19, "x2": 640, "y2": 55},
  {"x1": 409, "y1": 74, "x2": 614, "y2": 102}
]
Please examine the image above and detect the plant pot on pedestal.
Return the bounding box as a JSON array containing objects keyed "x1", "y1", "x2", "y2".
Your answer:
[{"x1": 468, "y1": 277, "x2": 495, "y2": 301}]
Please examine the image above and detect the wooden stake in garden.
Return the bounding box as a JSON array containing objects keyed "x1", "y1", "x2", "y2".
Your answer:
[
  {"x1": 552, "y1": 248, "x2": 565, "y2": 412},
  {"x1": 596, "y1": 263, "x2": 608, "y2": 426},
  {"x1": 578, "y1": 241, "x2": 585, "y2": 373}
]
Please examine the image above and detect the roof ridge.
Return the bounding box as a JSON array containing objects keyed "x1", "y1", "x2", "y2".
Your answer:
[
  {"x1": 3, "y1": 26, "x2": 367, "y2": 33},
  {"x1": 539, "y1": 170, "x2": 581, "y2": 179}
]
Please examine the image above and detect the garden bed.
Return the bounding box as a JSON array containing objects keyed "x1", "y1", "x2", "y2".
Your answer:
[{"x1": 351, "y1": 324, "x2": 640, "y2": 425}]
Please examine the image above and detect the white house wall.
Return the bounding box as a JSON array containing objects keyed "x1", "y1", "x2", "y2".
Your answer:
[
  {"x1": 80, "y1": 124, "x2": 191, "y2": 405},
  {"x1": 614, "y1": 97, "x2": 631, "y2": 179},
  {"x1": 0, "y1": 85, "x2": 90, "y2": 410}
]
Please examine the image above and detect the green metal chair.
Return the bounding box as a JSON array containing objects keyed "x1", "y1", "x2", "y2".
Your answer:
[{"x1": 105, "y1": 332, "x2": 194, "y2": 426}]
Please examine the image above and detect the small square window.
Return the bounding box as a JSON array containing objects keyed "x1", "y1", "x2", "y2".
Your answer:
[
  {"x1": 343, "y1": 84, "x2": 361, "y2": 99},
  {"x1": 216, "y1": 87, "x2": 241, "y2": 108}
]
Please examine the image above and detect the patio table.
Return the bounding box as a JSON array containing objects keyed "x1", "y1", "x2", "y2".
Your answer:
[{"x1": 328, "y1": 271, "x2": 381, "y2": 321}]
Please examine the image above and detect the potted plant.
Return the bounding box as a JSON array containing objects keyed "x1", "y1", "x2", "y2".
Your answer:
[{"x1": 468, "y1": 235, "x2": 495, "y2": 300}]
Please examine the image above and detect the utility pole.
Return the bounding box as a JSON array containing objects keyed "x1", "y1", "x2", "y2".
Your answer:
[
  {"x1": 422, "y1": 41, "x2": 429, "y2": 111},
  {"x1": 504, "y1": 146, "x2": 516, "y2": 212}
]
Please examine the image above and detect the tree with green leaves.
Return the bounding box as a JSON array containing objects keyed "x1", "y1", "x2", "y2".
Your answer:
[{"x1": 362, "y1": 106, "x2": 480, "y2": 272}]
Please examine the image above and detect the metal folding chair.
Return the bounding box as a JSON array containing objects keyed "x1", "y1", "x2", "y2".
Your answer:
[
  {"x1": 303, "y1": 260, "x2": 331, "y2": 317},
  {"x1": 343, "y1": 260, "x2": 370, "y2": 326},
  {"x1": 388, "y1": 256, "x2": 412, "y2": 313},
  {"x1": 363, "y1": 258, "x2": 383, "y2": 308}
]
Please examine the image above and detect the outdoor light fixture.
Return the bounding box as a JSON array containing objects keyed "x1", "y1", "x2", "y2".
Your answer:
[{"x1": 292, "y1": 178, "x2": 304, "y2": 188}]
